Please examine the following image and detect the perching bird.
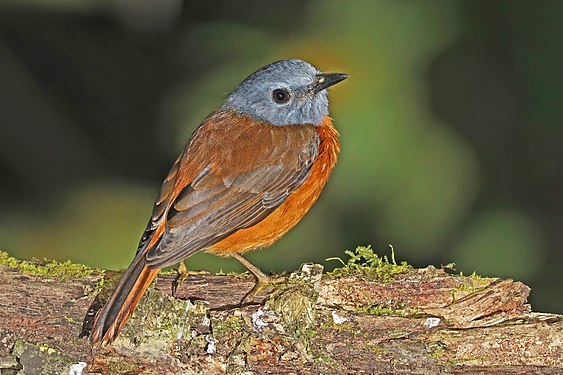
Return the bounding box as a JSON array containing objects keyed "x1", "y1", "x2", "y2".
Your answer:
[{"x1": 90, "y1": 58, "x2": 348, "y2": 344}]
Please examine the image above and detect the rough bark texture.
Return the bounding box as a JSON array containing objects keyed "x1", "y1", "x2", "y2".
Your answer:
[{"x1": 0, "y1": 251, "x2": 561, "y2": 374}]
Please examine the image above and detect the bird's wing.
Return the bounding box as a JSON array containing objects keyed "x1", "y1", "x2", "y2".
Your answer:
[
  {"x1": 137, "y1": 112, "x2": 320, "y2": 269},
  {"x1": 134, "y1": 155, "x2": 182, "y2": 256}
]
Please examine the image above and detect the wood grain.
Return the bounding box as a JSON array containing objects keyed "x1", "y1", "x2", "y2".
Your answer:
[{"x1": 0, "y1": 260, "x2": 561, "y2": 374}]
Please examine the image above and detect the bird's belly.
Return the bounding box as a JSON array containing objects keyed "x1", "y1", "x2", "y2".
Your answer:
[{"x1": 206, "y1": 175, "x2": 323, "y2": 255}]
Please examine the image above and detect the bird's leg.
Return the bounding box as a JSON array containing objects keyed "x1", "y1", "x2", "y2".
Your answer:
[{"x1": 231, "y1": 252, "x2": 285, "y2": 305}]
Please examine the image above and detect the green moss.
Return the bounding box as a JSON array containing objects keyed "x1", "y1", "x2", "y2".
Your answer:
[
  {"x1": 106, "y1": 359, "x2": 137, "y2": 374},
  {"x1": 359, "y1": 305, "x2": 396, "y2": 315},
  {"x1": 451, "y1": 271, "x2": 494, "y2": 301},
  {"x1": 213, "y1": 315, "x2": 246, "y2": 336},
  {"x1": 427, "y1": 342, "x2": 447, "y2": 359},
  {"x1": 12, "y1": 340, "x2": 75, "y2": 375},
  {"x1": 262, "y1": 264, "x2": 324, "y2": 362},
  {"x1": 365, "y1": 344, "x2": 390, "y2": 354},
  {"x1": 213, "y1": 316, "x2": 253, "y2": 372},
  {"x1": 266, "y1": 264, "x2": 324, "y2": 336},
  {"x1": 63, "y1": 315, "x2": 79, "y2": 324},
  {"x1": 313, "y1": 352, "x2": 346, "y2": 373},
  {"x1": 215, "y1": 270, "x2": 252, "y2": 278},
  {"x1": 0, "y1": 251, "x2": 96, "y2": 279},
  {"x1": 456, "y1": 355, "x2": 488, "y2": 365},
  {"x1": 321, "y1": 317, "x2": 358, "y2": 335},
  {"x1": 356, "y1": 303, "x2": 423, "y2": 318},
  {"x1": 327, "y1": 245, "x2": 412, "y2": 282},
  {"x1": 92, "y1": 275, "x2": 107, "y2": 296},
  {"x1": 121, "y1": 290, "x2": 209, "y2": 344},
  {"x1": 266, "y1": 278, "x2": 318, "y2": 331}
]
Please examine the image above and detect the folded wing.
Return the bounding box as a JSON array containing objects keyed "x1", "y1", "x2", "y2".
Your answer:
[{"x1": 141, "y1": 113, "x2": 320, "y2": 268}]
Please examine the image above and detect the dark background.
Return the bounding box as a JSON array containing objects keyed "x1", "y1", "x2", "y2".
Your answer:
[{"x1": 1, "y1": 1, "x2": 561, "y2": 313}]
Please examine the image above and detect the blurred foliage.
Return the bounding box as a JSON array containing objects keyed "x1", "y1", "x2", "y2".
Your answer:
[{"x1": 0, "y1": 0, "x2": 561, "y2": 312}]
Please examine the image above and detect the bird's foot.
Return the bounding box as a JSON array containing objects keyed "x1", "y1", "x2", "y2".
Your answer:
[
  {"x1": 239, "y1": 275, "x2": 286, "y2": 306},
  {"x1": 172, "y1": 261, "x2": 209, "y2": 297}
]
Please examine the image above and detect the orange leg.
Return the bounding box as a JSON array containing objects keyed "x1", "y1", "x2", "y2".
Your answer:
[{"x1": 231, "y1": 252, "x2": 284, "y2": 305}]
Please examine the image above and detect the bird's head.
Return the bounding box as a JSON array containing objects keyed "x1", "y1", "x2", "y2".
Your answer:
[{"x1": 223, "y1": 59, "x2": 348, "y2": 126}]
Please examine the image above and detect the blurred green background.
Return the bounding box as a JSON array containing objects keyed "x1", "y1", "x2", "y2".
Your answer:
[{"x1": 0, "y1": 0, "x2": 561, "y2": 313}]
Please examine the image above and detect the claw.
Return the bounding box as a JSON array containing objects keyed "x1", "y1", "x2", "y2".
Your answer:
[
  {"x1": 239, "y1": 274, "x2": 287, "y2": 306},
  {"x1": 231, "y1": 252, "x2": 287, "y2": 305},
  {"x1": 240, "y1": 279, "x2": 268, "y2": 306}
]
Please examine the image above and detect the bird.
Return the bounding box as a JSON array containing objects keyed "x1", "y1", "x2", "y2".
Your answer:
[{"x1": 89, "y1": 58, "x2": 348, "y2": 345}]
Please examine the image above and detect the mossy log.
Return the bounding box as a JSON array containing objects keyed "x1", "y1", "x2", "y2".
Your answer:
[{"x1": 0, "y1": 250, "x2": 561, "y2": 374}]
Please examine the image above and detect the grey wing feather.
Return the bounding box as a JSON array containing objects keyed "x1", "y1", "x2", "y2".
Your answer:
[
  {"x1": 144, "y1": 141, "x2": 319, "y2": 268},
  {"x1": 135, "y1": 158, "x2": 180, "y2": 254}
]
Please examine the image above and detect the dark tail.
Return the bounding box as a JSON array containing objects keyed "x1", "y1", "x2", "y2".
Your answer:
[{"x1": 90, "y1": 249, "x2": 159, "y2": 345}]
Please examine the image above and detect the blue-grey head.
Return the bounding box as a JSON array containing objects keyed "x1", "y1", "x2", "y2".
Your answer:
[{"x1": 223, "y1": 59, "x2": 348, "y2": 126}]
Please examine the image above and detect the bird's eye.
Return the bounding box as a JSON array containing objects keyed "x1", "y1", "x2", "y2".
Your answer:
[{"x1": 272, "y1": 88, "x2": 290, "y2": 104}]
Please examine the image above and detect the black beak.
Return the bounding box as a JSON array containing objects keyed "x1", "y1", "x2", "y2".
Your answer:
[{"x1": 313, "y1": 72, "x2": 349, "y2": 93}]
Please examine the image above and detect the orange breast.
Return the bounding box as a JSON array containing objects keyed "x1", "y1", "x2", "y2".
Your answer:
[{"x1": 207, "y1": 116, "x2": 340, "y2": 256}]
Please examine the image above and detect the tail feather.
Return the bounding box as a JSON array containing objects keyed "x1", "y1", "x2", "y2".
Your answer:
[{"x1": 90, "y1": 250, "x2": 159, "y2": 344}]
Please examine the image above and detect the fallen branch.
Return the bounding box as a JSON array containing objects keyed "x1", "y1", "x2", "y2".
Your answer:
[{"x1": 0, "y1": 249, "x2": 561, "y2": 374}]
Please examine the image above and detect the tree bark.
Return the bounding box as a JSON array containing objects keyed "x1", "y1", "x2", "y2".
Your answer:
[{"x1": 0, "y1": 252, "x2": 561, "y2": 374}]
